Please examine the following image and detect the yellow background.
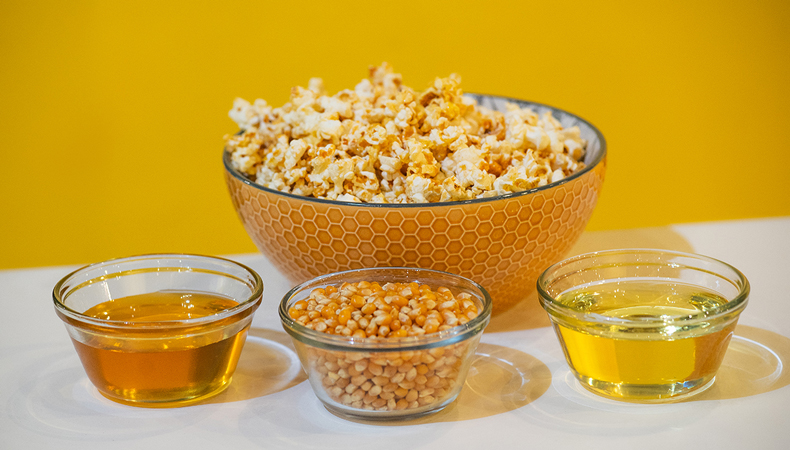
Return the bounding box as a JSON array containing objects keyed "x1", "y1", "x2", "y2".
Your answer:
[{"x1": 1, "y1": 0, "x2": 788, "y2": 270}]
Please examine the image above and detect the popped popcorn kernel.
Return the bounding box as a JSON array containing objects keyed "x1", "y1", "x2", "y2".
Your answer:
[{"x1": 225, "y1": 64, "x2": 587, "y2": 203}]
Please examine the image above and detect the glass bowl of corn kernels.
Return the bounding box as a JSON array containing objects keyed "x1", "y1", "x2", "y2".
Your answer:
[{"x1": 279, "y1": 267, "x2": 492, "y2": 420}]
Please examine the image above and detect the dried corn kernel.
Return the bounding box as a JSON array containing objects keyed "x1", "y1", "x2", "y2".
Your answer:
[
  {"x1": 290, "y1": 281, "x2": 477, "y2": 337},
  {"x1": 291, "y1": 280, "x2": 480, "y2": 413}
]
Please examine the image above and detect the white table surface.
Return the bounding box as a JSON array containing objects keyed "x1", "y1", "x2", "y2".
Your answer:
[{"x1": 2, "y1": 217, "x2": 789, "y2": 449}]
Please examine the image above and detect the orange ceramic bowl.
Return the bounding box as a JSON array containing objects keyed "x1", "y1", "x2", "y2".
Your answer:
[{"x1": 224, "y1": 95, "x2": 606, "y2": 313}]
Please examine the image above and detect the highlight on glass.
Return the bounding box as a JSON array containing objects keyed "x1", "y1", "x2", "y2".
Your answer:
[
  {"x1": 538, "y1": 249, "x2": 749, "y2": 402},
  {"x1": 52, "y1": 254, "x2": 263, "y2": 407}
]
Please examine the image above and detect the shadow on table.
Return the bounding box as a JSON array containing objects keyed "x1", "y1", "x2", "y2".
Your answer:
[
  {"x1": 685, "y1": 324, "x2": 790, "y2": 401},
  {"x1": 568, "y1": 225, "x2": 695, "y2": 256},
  {"x1": 338, "y1": 343, "x2": 551, "y2": 426},
  {"x1": 516, "y1": 324, "x2": 790, "y2": 436},
  {"x1": 201, "y1": 328, "x2": 307, "y2": 405},
  {"x1": 487, "y1": 226, "x2": 695, "y2": 333},
  {"x1": 6, "y1": 328, "x2": 306, "y2": 439},
  {"x1": 7, "y1": 345, "x2": 210, "y2": 440}
]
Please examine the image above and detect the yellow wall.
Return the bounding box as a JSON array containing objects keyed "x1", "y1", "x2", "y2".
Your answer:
[{"x1": 1, "y1": 0, "x2": 788, "y2": 269}]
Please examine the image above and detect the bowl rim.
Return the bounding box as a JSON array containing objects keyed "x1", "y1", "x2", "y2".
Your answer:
[
  {"x1": 223, "y1": 93, "x2": 607, "y2": 208},
  {"x1": 278, "y1": 266, "x2": 493, "y2": 351},
  {"x1": 52, "y1": 253, "x2": 264, "y2": 330},
  {"x1": 536, "y1": 248, "x2": 750, "y2": 327}
]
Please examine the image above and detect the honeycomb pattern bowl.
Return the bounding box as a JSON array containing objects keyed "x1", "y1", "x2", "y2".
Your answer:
[{"x1": 224, "y1": 95, "x2": 606, "y2": 313}]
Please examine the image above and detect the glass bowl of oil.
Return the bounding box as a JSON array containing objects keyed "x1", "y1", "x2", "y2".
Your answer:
[
  {"x1": 538, "y1": 249, "x2": 749, "y2": 403},
  {"x1": 52, "y1": 254, "x2": 263, "y2": 407}
]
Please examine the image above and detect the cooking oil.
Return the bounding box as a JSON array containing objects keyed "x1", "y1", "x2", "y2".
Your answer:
[
  {"x1": 553, "y1": 280, "x2": 737, "y2": 401},
  {"x1": 71, "y1": 291, "x2": 248, "y2": 406}
]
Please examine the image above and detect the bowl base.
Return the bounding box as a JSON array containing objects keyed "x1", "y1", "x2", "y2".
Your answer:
[
  {"x1": 320, "y1": 395, "x2": 458, "y2": 421},
  {"x1": 573, "y1": 374, "x2": 716, "y2": 403},
  {"x1": 96, "y1": 377, "x2": 233, "y2": 408}
]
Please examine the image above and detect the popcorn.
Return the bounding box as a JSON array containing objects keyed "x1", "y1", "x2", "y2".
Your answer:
[{"x1": 225, "y1": 63, "x2": 587, "y2": 203}]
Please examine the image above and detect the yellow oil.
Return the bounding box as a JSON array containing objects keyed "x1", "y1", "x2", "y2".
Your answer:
[
  {"x1": 73, "y1": 291, "x2": 248, "y2": 406},
  {"x1": 554, "y1": 280, "x2": 736, "y2": 400}
]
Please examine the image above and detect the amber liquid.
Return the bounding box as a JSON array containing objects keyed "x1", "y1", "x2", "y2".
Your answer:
[
  {"x1": 554, "y1": 280, "x2": 737, "y2": 401},
  {"x1": 72, "y1": 291, "x2": 248, "y2": 406}
]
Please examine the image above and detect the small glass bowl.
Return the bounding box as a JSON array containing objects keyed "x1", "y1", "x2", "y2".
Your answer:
[
  {"x1": 52, "y1": 254, "x2": 263, "y2": 407},
  {"x1": 279, "y1": 267, "x2": 492, "y2": 420},
  {"x1": 538, "y1": 249, "x2": 749, "y2": 402}
]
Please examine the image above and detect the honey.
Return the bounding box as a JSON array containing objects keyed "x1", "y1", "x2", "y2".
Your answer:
[
  {"x1": 70, "y1": 291, "x2": 248, "y2": 406},
  {"x1": 552, "y1": 280, "x2": 737, "y2": 400}
]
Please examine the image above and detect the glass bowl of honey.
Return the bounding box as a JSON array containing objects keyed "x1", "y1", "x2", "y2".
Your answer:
[
  {"x1": 52, "y1": 254, "x2": 263, "y2": 407},
  {"x1": 279, "y1": 267, "x2": 492, "y2": 420},
  {"x1": 538, "y1": 249, "x2": 749, "y2": 402}
]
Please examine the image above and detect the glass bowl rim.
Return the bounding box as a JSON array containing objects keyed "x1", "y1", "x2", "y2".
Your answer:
[
  {"x1": 223, "y1": 93, "x2": 607, "y2": 209},
  {"x1": 536, "y1": 248, "x2": 750, "y2": 326},
  {"x1": 52, "y1": 253, "x2": 264, "y2": 330},
  {"x1": 278, "y1": 266, "x2": 493, "y2": 351}
]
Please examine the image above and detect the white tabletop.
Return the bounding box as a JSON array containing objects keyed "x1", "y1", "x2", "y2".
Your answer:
[{"x1": 2, "y1": 218, "x2": 789, "y2": 449}]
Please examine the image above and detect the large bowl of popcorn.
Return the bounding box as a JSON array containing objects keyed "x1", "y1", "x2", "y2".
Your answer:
[{"x1": 224, "y1": 64, "x2": 606, "y2": 312}]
